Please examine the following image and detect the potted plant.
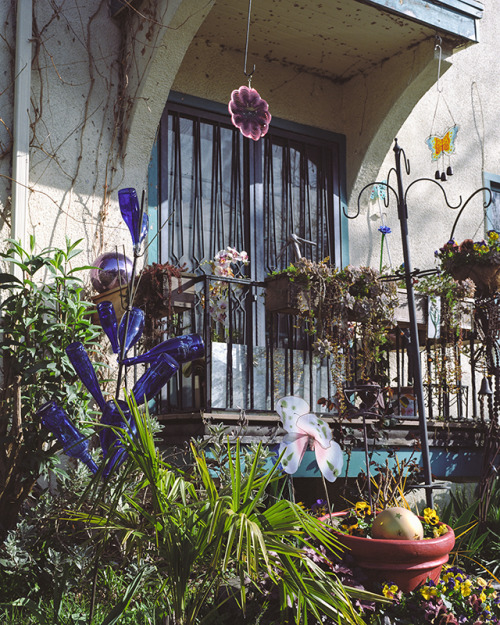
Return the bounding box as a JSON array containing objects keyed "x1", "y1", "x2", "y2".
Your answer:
[
  {"x1": 436, "y1": 230, "x2": 500, "y2": 297},
  {"x1": 133, "y1": 261, "x2": 196, "y2": 346},
  {"x1": 275, "y1": 396, "x2": 455, "y2": 594},
  {"x1": 318, "y1": 504, "x2": 455, "y2": 593}
]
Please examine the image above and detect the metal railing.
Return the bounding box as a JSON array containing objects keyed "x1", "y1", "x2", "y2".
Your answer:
[{"x1": 156, "y1": 275, "x2": 485, "y2": 424}]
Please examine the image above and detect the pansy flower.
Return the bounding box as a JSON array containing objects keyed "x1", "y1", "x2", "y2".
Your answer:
[
  {"x1": 228, "y1": 85, "x2": 271, "y2": 141},
  {"x1": 275, "y1": 396, "x2": 343, "y2": 482},
  {"x1": 423, "y1": 507, "x2": 440, "y2": 526},
  {"x1": 354, "y1": 501, "x2": 372, "y2": 518}
]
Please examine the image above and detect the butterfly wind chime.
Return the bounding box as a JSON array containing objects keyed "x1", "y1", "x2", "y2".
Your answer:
[
  {"x1": 37, "y1": 188, "x2": 204, "y2": 479},
  {"x1": 425, "y1": 37, "x2": 459, "y2": 182},
  {"x1": 228, "y1": 0, "x2": 271, "y2": 141}
]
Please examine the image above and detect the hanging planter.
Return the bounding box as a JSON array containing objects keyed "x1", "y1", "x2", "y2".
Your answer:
[
  {"x1": 319, "y1": 512, "x2": 455, "y2": 593},
  {"x1": 394, "y1": 289, "x2": 474, "y2": 332},
  {"x1": 447, "y1": 262, "x2": 500, "y2": 297},
  {"x1": 437, "y1": 232, "x2": 500, "y2": 297},
  {"x1": 264, "y1": 274, "x2": 315, "y2": 315}
]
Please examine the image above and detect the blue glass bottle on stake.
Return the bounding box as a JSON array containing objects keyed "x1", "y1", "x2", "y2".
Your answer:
[
  {"x1": 118, "y1": 307, "x2": 145, "y2": 355},
  {"x1": 118, "y1": 187, "x2": 148, "y2": 251},
  {"x1": 66, "y1": 342, "x2": 106, "y2": 410},
  {"x1": 99, "y1": 399, "x2": 137, "y2": 478},
  {"x1": 37, "y1": 401, "x2": 98, "y2": 474},
  {"x1": 132, "y1": 353, "x2": 179, "y2": 406},
  {"x1": 122, "y1": 334, "x2": 205, "y2": 366},
  {"x1": 97, "y1": 301, "x2": 120, "y2": 354}
]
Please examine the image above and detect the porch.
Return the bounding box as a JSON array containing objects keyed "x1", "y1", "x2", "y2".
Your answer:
[{"x1": 147, "y1": 272, "x2": 492, "y2": 482}]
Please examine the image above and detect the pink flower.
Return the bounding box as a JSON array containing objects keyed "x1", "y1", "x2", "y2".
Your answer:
[{"x1": 228, "y1": 86, "x2": 271, "y2": 141}]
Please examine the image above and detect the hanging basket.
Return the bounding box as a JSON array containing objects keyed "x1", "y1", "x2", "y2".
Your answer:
[
  {"x1": 447, "y1": 262, "x2": 500, "y2": 297},
  {"x1": 264, "y1": 275, "x2": 318, "y2": 315}
]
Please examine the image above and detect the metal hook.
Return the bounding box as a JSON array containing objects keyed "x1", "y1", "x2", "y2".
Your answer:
[
  {"x1": 243, "y1": 0, "x2": 255, "y2": 85},
  {"x1": 434, "y1": 35, "x2": 443, "y2": 94}
]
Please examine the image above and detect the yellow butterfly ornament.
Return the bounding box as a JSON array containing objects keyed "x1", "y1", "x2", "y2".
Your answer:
[{"x1": 425, "y1": 124, "x2": 459, "y2": 181}]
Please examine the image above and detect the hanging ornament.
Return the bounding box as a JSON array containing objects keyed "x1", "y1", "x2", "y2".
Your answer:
[
  {"x1": 229, "y1": 86, "x2": 271, "y2": 141},
  {"x1": 425, "y1": 37, "x2": 459, "y2": 182},
  {"x1": 228, "y1": 0, "x2": 271, "y2": 141}
]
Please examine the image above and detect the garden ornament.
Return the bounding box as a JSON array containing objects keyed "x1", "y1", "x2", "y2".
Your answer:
[{"x1": 275, "y1": 396, "x2": 343, "y2": 482}]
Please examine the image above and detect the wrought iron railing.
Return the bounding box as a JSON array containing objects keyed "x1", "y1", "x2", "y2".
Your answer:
[{"x1": 155, "y1": 274, "x2": 486, "y2": 425}]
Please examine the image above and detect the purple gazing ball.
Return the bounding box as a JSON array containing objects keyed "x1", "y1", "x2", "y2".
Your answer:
[{"x1": 90, "y1": 252, "x2": 133, "y2": 294}]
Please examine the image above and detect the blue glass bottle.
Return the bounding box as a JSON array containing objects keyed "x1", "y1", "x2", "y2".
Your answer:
[
  {"x1": 132, "y1": 353, "x2": 179, "y2": 405},
  {"x1": 122, "y1": 334, "x2": 205, "y2": 366},
  {"x1": 118, "y1": 307, "x2": 145, "y2": 354},
  {"x1": 118, "y1": 187, "x2": 149, "y2": 250},
  {"x1": 37, "y1": 401, "x2": 98, "y2": 474},
  {"x1": 66, "y1": 342, "x2": 106, "y2": 410},
  {"x1": 97, "y1": 301, "x2": 120, "y2": 354},
  {"x1": 99, "y1": 399, "x2": 137, "y2": 478}
]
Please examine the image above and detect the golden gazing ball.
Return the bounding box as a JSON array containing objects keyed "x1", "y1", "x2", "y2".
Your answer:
[{"x1": 371, "y1": 507, "x2": 424, "y2": 540}]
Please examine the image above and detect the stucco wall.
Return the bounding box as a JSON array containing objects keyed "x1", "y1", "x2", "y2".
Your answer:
[
  {"x1": 0, "y1": 0, "x2": 496, "y2": 278},
  {"x1": 349, "y1": 5, "x2": 500, "y2": 272}
]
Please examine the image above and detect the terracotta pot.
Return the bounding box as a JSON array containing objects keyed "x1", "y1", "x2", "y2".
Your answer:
[
  {"x1": 319, "y1": 512, "x2": 455, "y2": 593},
  {"x1": 91, "y1": 272, "x2": 197, "y2": 325}
]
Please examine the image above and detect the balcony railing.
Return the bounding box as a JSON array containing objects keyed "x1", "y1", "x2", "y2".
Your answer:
[{"x1": 153, "y1": 274, "x2": 488, "y2": 427}]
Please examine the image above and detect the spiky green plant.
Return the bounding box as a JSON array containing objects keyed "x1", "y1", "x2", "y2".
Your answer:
[{"x1": 67, "y1": 396, "x2": 383, "y2": 624}]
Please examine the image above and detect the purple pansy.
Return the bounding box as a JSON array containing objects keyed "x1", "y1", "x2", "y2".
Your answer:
[{"x1": 228, "y1": 85, "x2": 271, "y2": 141}]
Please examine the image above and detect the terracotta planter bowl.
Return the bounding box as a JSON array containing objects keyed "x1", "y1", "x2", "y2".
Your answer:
[{"x1": 319, "y1": 512, "x2": 455, "y2": 593}]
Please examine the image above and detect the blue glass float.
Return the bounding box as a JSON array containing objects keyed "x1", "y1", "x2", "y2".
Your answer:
[
  {"x1": 37, "y1": 401, "x2": 98, "y2": 474},
  {"x1": 97, "y1": 301, "x2": 120, "y2": 354},
  {"x1": 122, "y1": 334, "x2": 204, "y2": 366},
  {"x1": 66, "y1": 342, "x2": 106, "y2": 410},
  {"x1": 132, "y1": 353, "x2": 179, "y2": 405},
  {"x1": 118, "y1": 307, "x2": 145, "y2": 355},
  {"x1": 118, "y1": 187, "x2": 149, "y2": 250},
  {"x1": 90, "y1": 251, "x2": 133, "y2": 294}
]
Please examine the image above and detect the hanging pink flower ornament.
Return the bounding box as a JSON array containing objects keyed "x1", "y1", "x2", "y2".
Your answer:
[
  {"x1": 228, "y1": 85, "x2": 271, "y2": 141},
  {"x1": 275, "y1": 396, "x2": 343, "y2": 482}
]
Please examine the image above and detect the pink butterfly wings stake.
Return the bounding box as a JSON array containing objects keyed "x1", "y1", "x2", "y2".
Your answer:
[{"x1": 275, "y1": 396, "x2": 343, "y2": 482}]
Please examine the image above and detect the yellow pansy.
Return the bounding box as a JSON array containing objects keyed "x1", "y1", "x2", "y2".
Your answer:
[
  {"x1": 355, "y1": 501, "x2": 372, "y2": 518},
  {"x1": 423, "y1": 508, "x2": 440, "y2": 526},
  {"x1": 433, "y1": 524, "x2": 448, "y2": 537},
  {"x1": 420, "y1": 585, "x2": 438, "y2": 600},
  {"x1": 460, "y1": 579, "x2": 473, "y2": 597},
  {"x1": 382, "y1": 584, "x2": 399, "y2": 599}
]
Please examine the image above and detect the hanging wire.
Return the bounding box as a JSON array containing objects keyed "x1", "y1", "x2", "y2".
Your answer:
[
  {"x1": 243, "y1": 0, "x2": 255, "y2": 85},
  {"x1": 435, "y1": 35, "x2": 443, "y2": 94},
  {"x1": 430, "y1": 35, "x2": 456, "y2": 135}
]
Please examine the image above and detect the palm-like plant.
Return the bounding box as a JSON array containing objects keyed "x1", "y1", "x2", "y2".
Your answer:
[{"x1": 68, "y1": 397, "x2": 382, "y2": 624}]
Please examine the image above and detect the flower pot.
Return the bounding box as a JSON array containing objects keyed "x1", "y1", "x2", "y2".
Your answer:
[
  {"x1": 394, "y1": 290, "x2": 474, "y2": 334},
  {"x1": 319, "y1": 512, "x2": 455, "y2": 593},
  {"x1": 448, "y1": 262, "x2": 500, "y2": 297},
  {"x1": 91, "y1": 273, "x2": 197, "y2": 325},
  {"x1": 264, "y1": 275, "x2": 317, "y2": 314}
]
